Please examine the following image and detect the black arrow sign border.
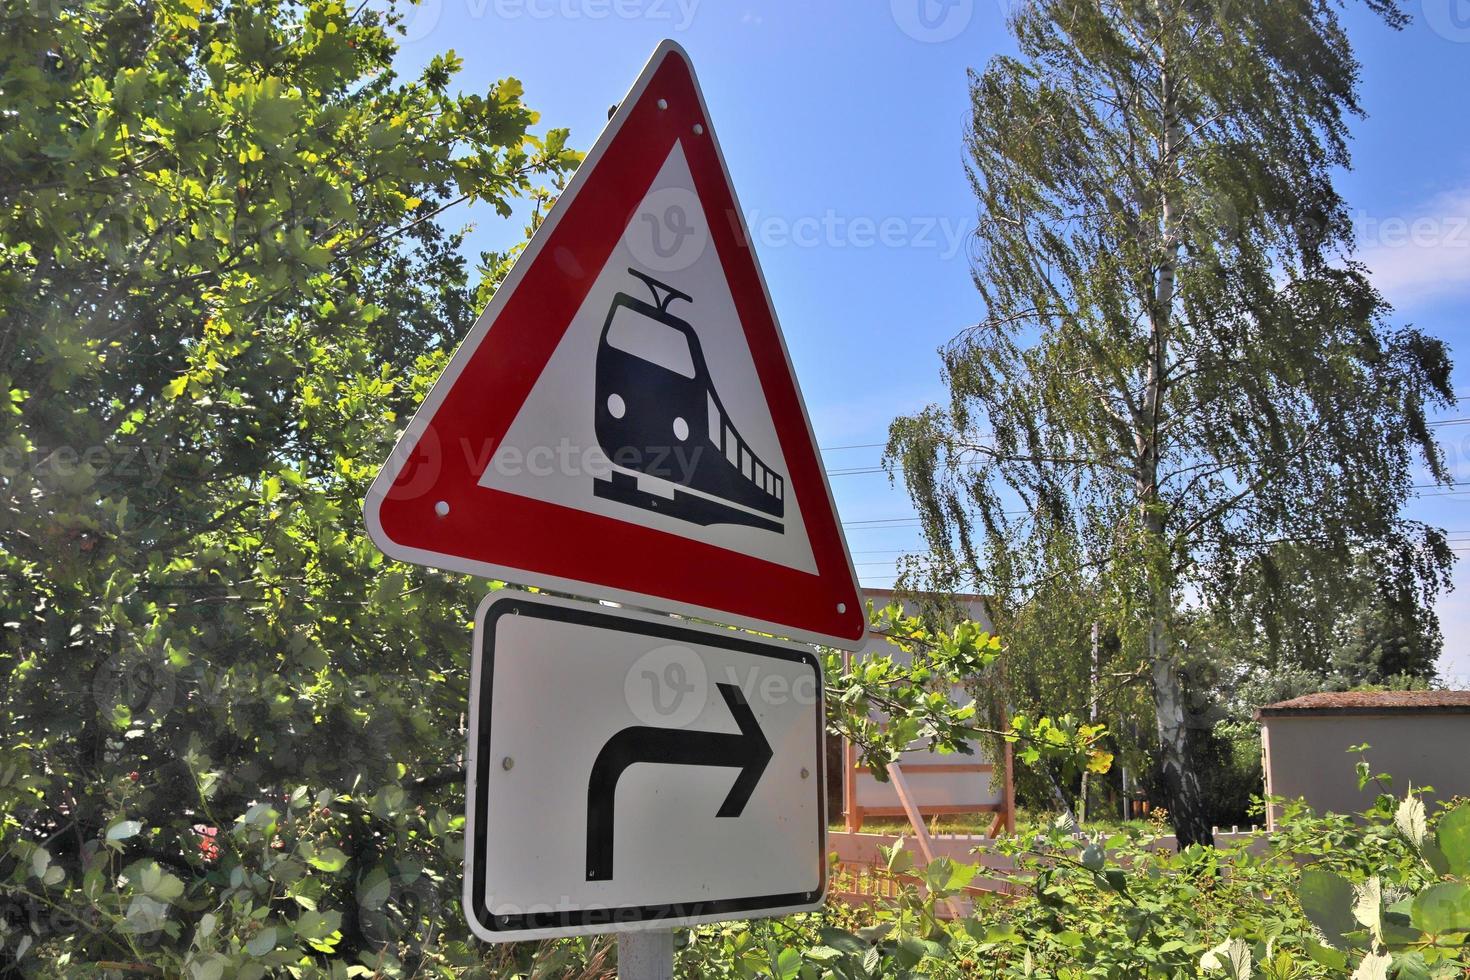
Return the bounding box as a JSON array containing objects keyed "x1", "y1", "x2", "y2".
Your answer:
[{"x1": 466, "y1": 595, "x2": 826, "y2": 937}]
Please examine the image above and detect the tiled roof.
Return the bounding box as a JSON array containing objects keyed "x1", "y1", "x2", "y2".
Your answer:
[{"x1": 1256, "y1": 690, "x2": 1470, "y2": 718}]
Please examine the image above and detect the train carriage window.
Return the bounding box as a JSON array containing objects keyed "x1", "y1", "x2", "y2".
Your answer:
[
  {"x1": 725, "y1": 428, "x2": 739, "y2": 465},
  {"x1": 744, "y1": 452, "x2": 754, "y2": 480},
  {"x1": 753, "y1": 462, "x2": 764, "y2": 488},
  {"x1": 774, "y1": 476, "x2": 783, "y2": 501},
  {"x1": 605, "y1": 306, "x2": 696, "y2": 378},
  {"x1": 708, "y1": 394, "x2": 721, "y2": 445}
]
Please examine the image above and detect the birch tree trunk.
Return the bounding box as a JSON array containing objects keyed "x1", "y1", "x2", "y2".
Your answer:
[{"x1": 1142, "y1": 51, "x2": 1213, "y2": 847}]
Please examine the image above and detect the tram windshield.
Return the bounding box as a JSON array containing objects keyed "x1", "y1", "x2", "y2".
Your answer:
[{"x1": 605, "y1": 305, "x2": 696, "y2": 379}]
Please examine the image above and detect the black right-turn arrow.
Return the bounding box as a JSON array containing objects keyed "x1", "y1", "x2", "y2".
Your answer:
[{"x1": 585, "y1": 682, "x2": 772, "y2": 881}]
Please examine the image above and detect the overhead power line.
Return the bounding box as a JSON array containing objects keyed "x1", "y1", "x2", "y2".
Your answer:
[{"x1": 820, "y1": 442, "x2": 887, "y2": 453}]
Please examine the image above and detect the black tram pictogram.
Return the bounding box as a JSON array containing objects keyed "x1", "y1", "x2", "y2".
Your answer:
[{"x1": 593, "y1": 269, "x2": 786, "y2": 533}]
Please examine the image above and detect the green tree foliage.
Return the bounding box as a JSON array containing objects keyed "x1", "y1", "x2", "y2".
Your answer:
[
  {"x1": 996, "y1": 545, "x2": 1443, "y2": 829},
  {"x1": 963, "y1": 568, "x2": 1149, "y2": 822},
  {"x1": 886, "y1": 0, "x2": 1454, "y2": 846},
  {"x1": 0, "y1": 0, "x2": 582, "y2": 972},
  {"x1": 833, "y1": 601, "x2": 1112, "y2": 787},
  {"x1": 1209, "y1": 546, "x2": 1442, "y2": 692},
  {"x1": 1193, "y1": 550, "x2": 1447, "y2": 828}
]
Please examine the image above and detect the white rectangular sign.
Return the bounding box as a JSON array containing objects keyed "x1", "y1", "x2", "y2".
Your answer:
[{"x1": 464, "y1": 591, "x2": 827, "y2": 941}]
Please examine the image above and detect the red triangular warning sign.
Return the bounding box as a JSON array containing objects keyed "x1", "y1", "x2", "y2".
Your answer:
[{"x1": 364, "y1": 41, "x2": 864, "y2": 649}]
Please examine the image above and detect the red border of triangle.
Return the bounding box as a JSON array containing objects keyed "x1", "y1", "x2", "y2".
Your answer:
[{"x1": 368, "y1": 47, "x2": 865, "y2": 647}]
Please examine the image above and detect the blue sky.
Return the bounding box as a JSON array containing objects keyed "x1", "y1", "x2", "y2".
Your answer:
[{"x1": 389, "y1": 0, "x2": 1470, "y2": 681}]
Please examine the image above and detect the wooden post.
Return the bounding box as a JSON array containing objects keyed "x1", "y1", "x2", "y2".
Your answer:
[
  {"x1": 1003, "y1": 740, "x2": 1016, "y2": 834},
  {"x1": 842, "y1": 648, "x2": 860, "y2": 833},
  {"x1": 887, "y1": 763, "x2": 962, "y2": 919}
]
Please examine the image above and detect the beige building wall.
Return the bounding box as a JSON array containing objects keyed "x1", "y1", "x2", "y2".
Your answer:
[
  {"x1": 1262, "y1": 712, "x2": 1470, "y2": 828},
  {"x1": 844, "y1": 590, "x2": 1011, "y2": 830}
]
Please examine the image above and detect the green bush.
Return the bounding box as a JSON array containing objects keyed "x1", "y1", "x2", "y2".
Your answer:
[{"x1": 670, "y1": 768, "x2": 1469, "y2": 979}]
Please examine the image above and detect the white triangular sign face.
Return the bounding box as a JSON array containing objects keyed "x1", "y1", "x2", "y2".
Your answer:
[
  {"x1": 478, "y1": 142, "x2": 819, "y2": 575},
  {"x1": 364, "y1": 41, "x2": 864, "y2": 648}
]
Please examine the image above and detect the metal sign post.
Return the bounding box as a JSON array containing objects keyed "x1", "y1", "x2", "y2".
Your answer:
[{"x1": 618, "y1": 930, "x2": 674, "y2": 980}]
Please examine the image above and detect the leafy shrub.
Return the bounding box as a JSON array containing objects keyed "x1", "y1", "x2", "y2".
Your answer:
[
  {"x1": 672, "y1": 767, "x2": 1468, "y2": 979},
  {"x1": 1282, "y1": 792, "x2": 1470, "y2": 978}
]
